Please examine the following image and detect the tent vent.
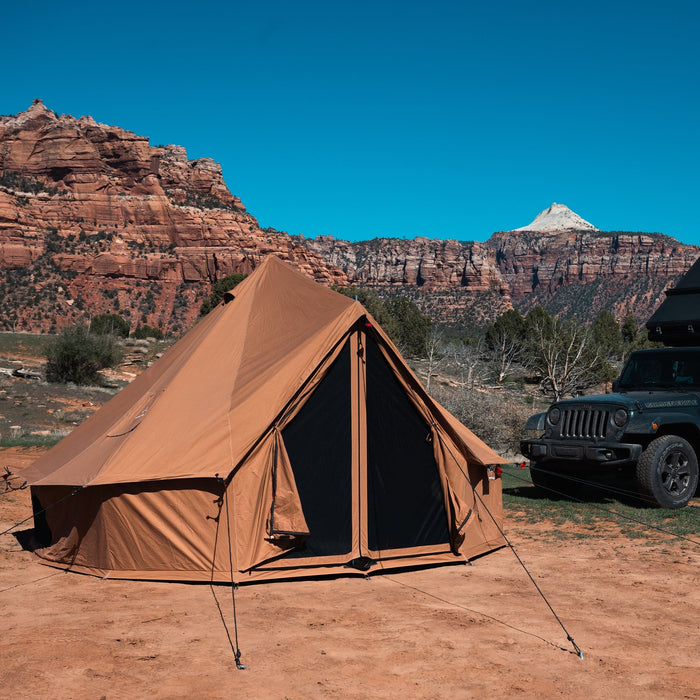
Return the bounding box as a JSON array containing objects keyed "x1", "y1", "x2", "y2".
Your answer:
[{"x1": 223, "y1": 291, "x2": 236, "y2": 304}]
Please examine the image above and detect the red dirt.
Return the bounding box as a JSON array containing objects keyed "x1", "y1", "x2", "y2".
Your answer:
[{"x1": 1, "y1": 448, "x2": 699, "y2": 699}]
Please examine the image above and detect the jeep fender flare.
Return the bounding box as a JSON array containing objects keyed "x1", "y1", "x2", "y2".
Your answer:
[{"x1": 641, "y1": 415, "x2": 700, "y2": 446}]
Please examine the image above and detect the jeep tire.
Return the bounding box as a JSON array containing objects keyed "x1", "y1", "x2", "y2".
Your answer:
[{"x1": 636, "y1": 435, "x2": 699, "y2": 509}]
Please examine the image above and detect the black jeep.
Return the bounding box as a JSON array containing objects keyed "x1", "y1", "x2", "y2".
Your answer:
[{"x1": 521, "y1": 347, "x2": 700, "y2": 508}]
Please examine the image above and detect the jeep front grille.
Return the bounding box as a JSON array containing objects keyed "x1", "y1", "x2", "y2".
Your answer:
[{"x1": 560, "y1": 408, "x2": 609, "y2": 439}]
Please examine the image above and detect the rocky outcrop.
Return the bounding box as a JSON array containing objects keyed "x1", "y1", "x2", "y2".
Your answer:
[
  {"x1": 0, "y1": 101, "x2": 346, "y2": 333},
  {"x1": 305, "y1": 226, "x2": 700, "y2": 327},
  {"x1": 303, "y1": 235, "x2": 514, "y2": 327},
  {"x1": 486, "y1": 228, "x2": 697, "y2": 298},
  {"x1": 304, "y1": 236, "x2": 508, "y2": 292}
]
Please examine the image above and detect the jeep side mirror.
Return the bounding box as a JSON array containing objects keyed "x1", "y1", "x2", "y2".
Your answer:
[{"x1": 611, "y1": 379, "x2": 619, "y2": 392}]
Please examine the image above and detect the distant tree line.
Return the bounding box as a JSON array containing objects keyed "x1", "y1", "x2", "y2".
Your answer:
[
  {"x1": 333, "y1": 286, "x2": 431, "y2": 356},
  {"x1": 44, "y1": 271, "x2": 648, "y2": 402},
  {"x1": 284, "y1": 275, "x2": 654, "y2": 403},
  {"x1": 481, "y1": 305, "x2": 653, "y2": 401}
]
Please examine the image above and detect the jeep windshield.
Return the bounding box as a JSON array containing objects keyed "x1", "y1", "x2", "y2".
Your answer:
[{"x1": 618, "y1": 349, "x2": 700, "y2": 390}]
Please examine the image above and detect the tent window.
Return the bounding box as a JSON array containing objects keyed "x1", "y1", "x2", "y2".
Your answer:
[
  {"x1": 281, "y1": 341, "x2": 353, "y2": 558},
  {"x1": 365, "y1": 335, "x2": 450, "y2": 551}
]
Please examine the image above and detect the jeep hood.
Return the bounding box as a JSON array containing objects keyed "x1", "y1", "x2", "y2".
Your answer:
[{"x1": 555, "y1": 392, "x2": 700, "y2": 411}]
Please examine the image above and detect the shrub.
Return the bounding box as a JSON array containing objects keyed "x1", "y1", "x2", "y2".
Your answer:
[
  {"x1": 89, "y1": 313, "x2": 130, "y2": 338},
  {"x1": 383, "y1": 296, "x2": 431, "y2": 356},
  {"x1": 431, "y1": 384, "x2": 528, "y2": 455},
  {"x1": 199, "y1": 273, "x2": 248, "y2": 315},
  {"x1": 333, "y1": 286, "x2": 401, "y2": 341},
  {"x1": 45, "y1": 324, "x2": 123, "y2": 385},
  {"x1": 133, "y1": 324, "x2": 164, "y2": 340},
  {"x1": 333, "y1": 287, "x2": 430, "y2": 355}
]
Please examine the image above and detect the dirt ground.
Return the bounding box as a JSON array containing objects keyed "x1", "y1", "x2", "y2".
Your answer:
[{"x1": 1, "y1": 448, "x2": 699, "y2": 699}]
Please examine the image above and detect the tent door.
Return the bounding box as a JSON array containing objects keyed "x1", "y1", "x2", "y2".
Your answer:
[
  {"x1": 280, "y1": 340, "x2": 354, "y2": 560},
  {"x1": 269, "y1": 324, "x2": 451, "y2": 570},
  {"x1": 362, "y1": 331, "x2": 451, "y2": 557}
]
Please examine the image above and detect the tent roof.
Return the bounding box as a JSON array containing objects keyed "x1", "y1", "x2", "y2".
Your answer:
[{"x1": 25, "y1": 256, "x2": 503, "y2": 487}]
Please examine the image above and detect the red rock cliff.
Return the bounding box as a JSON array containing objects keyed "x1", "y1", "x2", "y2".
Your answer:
[
  {"x1": 0, "y1": 100, "x2": 346, "y2": 333},
  {"x1": 305, "y1": 226, "x2": 700, "y2": 327}
]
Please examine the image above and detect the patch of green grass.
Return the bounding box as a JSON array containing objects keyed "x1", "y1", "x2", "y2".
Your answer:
[
  {"x1": 501, "y1": 463, "x2": 700, "y2": 540},
  {"x1": 0, "y1": 332, "x2": 50, "y2": 359},
  {"x1": 0, "y1": 433, "x2": 66, "y2": 448}
]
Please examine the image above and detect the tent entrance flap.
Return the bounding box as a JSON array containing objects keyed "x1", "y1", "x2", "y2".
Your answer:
[
  {"x1": 265, "y1": 327, "x2": 452, "y2": 572},
  {"x1": 281, "y1": 340, "x2": 353, "y2": 559},
  {"x1": 365, "y1": 334, "x2": 450, "y2": 553}
]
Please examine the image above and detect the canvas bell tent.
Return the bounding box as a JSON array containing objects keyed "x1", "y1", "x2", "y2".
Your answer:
[{"x1": 25, "y1": 256, "x2": 505, "y2": 583}]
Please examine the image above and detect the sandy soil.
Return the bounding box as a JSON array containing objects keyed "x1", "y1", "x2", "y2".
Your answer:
[{"x1": 1, "y1": 448, "x2": 699, "y2": 699}]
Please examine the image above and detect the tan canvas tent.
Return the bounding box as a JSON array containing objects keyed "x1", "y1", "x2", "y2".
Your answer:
[{"x1": 25, "y1": 256, "x2": 505, "y2": 583}]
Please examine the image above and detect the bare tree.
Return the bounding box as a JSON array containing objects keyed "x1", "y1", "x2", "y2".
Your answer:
[
  {"x1": 486, "y1": 325, "x2": 523, "y2": 383},
  {"x1": 527, "y1": 316, "x2": 602, "y2": 401},
  {"x1": 443, "y1": 338, "x2": 485, "y2": 389},
  {"x1": 424, "y1": 326, "x2": 444, "y2": 392}
]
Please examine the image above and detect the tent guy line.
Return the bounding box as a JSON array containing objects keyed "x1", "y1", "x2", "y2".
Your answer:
[
  {"x1": 444, "y1": 442, "x2": 584, "y2": 660},
  {"x1": 0, "y1": 485, "x2": 82, "y2": 539},
  {"x1": 223, "y1": 483, "x2": 246, "y2": 670},
  {"x1": 380, "y1": 574, "x2": 571, "y2": 654},
  {"x1": 0, "y1": 571, "x2": 62, "y2": 595},
  {"x1": 206, "y1": 479, "x2": 244, "y2": 669}
]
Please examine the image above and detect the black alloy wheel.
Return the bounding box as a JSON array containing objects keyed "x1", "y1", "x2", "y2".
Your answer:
[{"x1": 636, "y1": 435, "x2": 699, "y2": 509}]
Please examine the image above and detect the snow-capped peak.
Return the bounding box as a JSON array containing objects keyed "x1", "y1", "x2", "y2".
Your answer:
[{"x1": 514, "y1": 203, "x2": 598, "y2": 233}]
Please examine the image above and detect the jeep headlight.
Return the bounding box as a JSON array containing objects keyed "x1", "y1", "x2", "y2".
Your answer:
[
  {"x1": 613, "y1": 408, "x2": 628, "y2": 427},
  {"x1": 547, "y1": 407, "x2": 561, "y2": 425}
]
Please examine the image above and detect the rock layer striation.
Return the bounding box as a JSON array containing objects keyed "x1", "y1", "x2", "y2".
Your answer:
[{"x1": 0, "y1": 101, "x2": 346, "y2": 333}]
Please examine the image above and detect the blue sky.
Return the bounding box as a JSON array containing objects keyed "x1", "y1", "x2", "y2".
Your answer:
[{"x1": 3, "y1": 1, "x2": 700, "y2": 244}]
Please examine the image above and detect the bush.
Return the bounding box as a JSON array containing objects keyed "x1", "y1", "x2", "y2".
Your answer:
[
  {"x1": 383, "y1": 296, "x2": 431, "y2": 356},
  {"x1": 431, "y1": 384, "x2": 528, "y2": 455},
  {"x1": 133, "y1": 324, "x2": 163, "y2": 340},
  {"x1": 333, "y1": 286, "x2": 401, "y2": 340},
  {"x1": 200, "y1": 273, "x2": 248, "y2": 315},
  {"x1": 46, "y1": 324, "x2": 123, "y2": 385},
  {"x1": 90, "y1": 313, "x2": 130, "y2": 338},
  {"x1": 333, "y1": 287, "x2": 430, "y2": 356}
]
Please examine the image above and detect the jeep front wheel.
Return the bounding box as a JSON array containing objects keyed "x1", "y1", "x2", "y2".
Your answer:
[{"x1": 636, "y1": 435, "x2": 699, "y2": 509}]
